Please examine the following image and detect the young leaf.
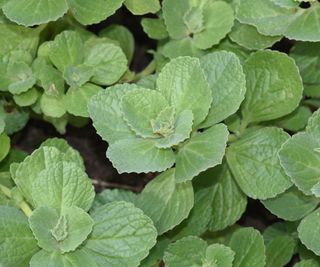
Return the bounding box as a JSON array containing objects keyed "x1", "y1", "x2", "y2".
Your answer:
[
  {"x1": 141, "y1": 18, "x2": 169, "y2": 40},
  {"x1": 227, "y1": 127, "x2": 292, "y2": 199},
  {"x1": 107, "y1": 138, "x2": 175, "y2": 173},
  {"x1": 32, "y1": 162, "x2": 95, "y2": 212},
  {"x1": 156, "y1": 56, "x2": 212, "y2": 127},
  {"x1": 136, "y1": 169, "x2": 194, "y2": 235},
  {"x1": 298, "y1": 208, "x2": 320, "y2": 256},
  {"x1": 229, "y1": 227, "x2": 266, "y2": 267},
  {"x1": 175, "y1": 123, "x2": 229, "y2": 182},
  {"x1": 29, "y1": 206, "x2": 93, "y2": 253},
  {"x1": 0, "y1": 206, "x2": 39, "y2": 267},
  {"x1": 241, "y1": 50, "x2": 303, "y2": 124},
  {"x1": 262, "y1": 186, "x2": 320, "y2": 221},
  {"x1": 200, "y1": 51, "x2": 246, "y2": 127},
  {"x1": 83, "y1": 201, "x2": 157, "y2": 267}
]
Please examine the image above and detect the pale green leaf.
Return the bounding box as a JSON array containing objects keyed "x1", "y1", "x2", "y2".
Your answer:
[
  {"x1": 141, "y1": 18, "x2": 169, "y2": 40},
  {"x1": 2, "y1": 0, "x2": 68, "y2": 26},
  {"x1": 121, "y1": 88, "x2": 169, "y2": 138},
  {"x1": 13, "y1": 87, "x2": 39, "y2": 107},
  {"x1": 88, "y1": 84, "x2": 136, "y2": 144},
  {"x1": 306, "y1": 108, "x2": 320, "y2": 137},
  {"x1": 298, "y1": 208, "x2": 320, "y2": 256},
  {"x1": 175, "y1": 123, "x2": 229, "y2": 182},
  {"x1": 262, "y1": 186, "x2": 320, "y2": 221},
  {"x1": 229, "y1": 227, "x2": 266, "y2": 267},
  {"x1": 229, "y1": 21, "x2": 282, "y2": 50},
  {"x1": 29, "y1": 206, "x2": 93, "y2": 253},
  {"x1": 162, "y1": 38, "x2": 205, "y2": 59},
  {"x1": 107, "y1": 138, "x2": 175, "y2": 173},
  {"x1": 263, "y1": 221, "x2": 298, "y2": 246},
  {"x1": 137, "y1": 169, "x2": 194, "y2": 235},
  {"x1": 65, "y1": 83, "x2": 101, "y2": 117},
  {"x1": 0, "y1": 133, "x2": 10, "y2": 162},
  {"x1": 40, "y1": 93, "x2": 66, "y2": 118},
  {"x1": 32, "y1": 162, "x2": 94, "y2": 212},
  {"x1": 124, "y1": 0, "x2": 160, "y2": 15},
  {"x1": 84, "y1": 42, "x2": 127, "y2": 86},
  {"x1": 156, "y1": 56, "x2": 212, "y2": 127},
  {"x1": 265, "y1": 236, "x2": 295, "y2": 267},
  {"x1": 227, "y1": 127, "x2": 292, "y2": 199},
  {"x1": 200, "y1": 51, "x2": 246, "y2": 127},
  {"x1": 241, "y1": 50, "x2": 303, "y2": 124},
  {"x1": 63, "y1": 65, "x2": 93, "y2": 88},
  {"x1": 83, "y1": 201, "x2": 157, "y2": 267},
  {"x1": 67, "y1": 0, "x2": 124, "y2": 25},
  {"x1": 0, "y1": 206, "x2": 39, "y2": 267}
]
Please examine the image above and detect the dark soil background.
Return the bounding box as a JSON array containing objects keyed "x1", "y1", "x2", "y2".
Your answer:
[{"x1": 10, "y1": 7, "x2": 299, "y2": 266}]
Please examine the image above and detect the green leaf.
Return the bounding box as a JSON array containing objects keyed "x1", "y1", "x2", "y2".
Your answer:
[
  {"x1": 2, "y1": 0, "x2": 68, "y2": 26},
  {"x1": 175, "y1": 123, "x2": 229, "y2": 182},
  {"x1": 48, "y1": 31, "x2": 84, "y2": 73},
  {"x1": 30, "y1": 249, "x2": 98, "y2": 267},
  {"x1": 236, "y1": 0, "x2": 320, "y2": 41},
  {"x1": 229, "y1": 227, "x2": 266, "y2": 267},
  {"x1": 99, "y1": 24, "x2": 135, "y2": 63},
  {"x1": 4, "y1": 107, "x2": 29, "y2": 135},
  {"x1": 241, "y1": 50, "x2": 303, "y2": 124},
  {"x1": 290, "y1": 42, "x2": 320, "y2": 85},
  {"x1": 229, "y1": 21, "x2": 282, "y2": 50},
  {"x1": 63, "y1": 65, "x2": 93, "y2": 88},
  {"x1": 13, "y1": 87, "x2": 39, "y2": 107},
  {"x1": 279, "y1": 132, "x2": 320, "y2": 195},
  {"x1": 200, "y1": 51, "x2": 246, "y2": 127},
  {"x1": 88, "y1": 84, "x2": 136, "y2": 144},
  {"x1": 137, "y1": 169, "x2": 194, "y2": 235},
  {"x1": 84, "y1": 42, "x2": 127, "y2": 85},
  {"x1": 207, "y1": 164, "x2": 247, "y2": 232},
  {"x1": 265, "y1": 236, "x2": 295, "y2": 267},
  {"x1": 295, "y1": 260, "x2": 320, "y2": 267},
  {"x1": 0, "y1": 149, "x2": 28, "y2": 172},
  {"x1": 156, "y1": 56, "x2": 212, "y2": 127},
  {"x1": 162, "y1": 38, "x2": 205, "y2": 59},
  {"x1": 32, "y1": 162, "x2": 95, "y2": 212},
  {"x1": 306, "y1": 108, "x2": 320, "y2": 137},
  {"x1": 83, "y1": 201, "x2": 157, "y2": 267},
  {"x1": 155, "y1": 109, "x2": 193, "y2": 149},
  {"x1": 262, "y1": 186, "x2": 320, "y2": 221},
  {"x1": 0, "y1": 133, "x2": 10, "y2": 162},
  {"x1": 140, "y1": 237, "x2": 171, "y2": 267},
  {"x1": 0, "y1": 206, "x2": 39, "y2": 267},
  {"x1": 141, "y1": 18, "x2": 169, "y2": 40},
  {"x1": 164, "y1": 236, "x2": 235, "y2": 267},
  {"x1": 121, "y1": 88, "x2": 169, "y2": 138},
  {"x1": 40, "y1": 93, "x2": 66, "y2": 118},
  {"x1": 124, "y1": 0, "x2": 160, "y2": 14},
  {"x1": 65, "y1": 83, "x2": 101, "y2": 117},
  {"x1": 29, "y1": 206, "x2": 93, "y2": 253},
  {"x1": 67, "y1": 0, "x2": 124, "y2": 25},
  {"x1": 298, "y1": 208, "x2": 320, "y2": 256},
  {"x1": 107, "y1": 138, "x2": 175, "y2": 173},
  {"x1": 227, "y1": 127, "x2": 292, "y2": 200}
]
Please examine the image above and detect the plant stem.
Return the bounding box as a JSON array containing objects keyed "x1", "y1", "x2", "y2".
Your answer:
[
  {"x1": 133, "y1": 60, "x2": 156, "y2": 81},
  {"x1": 0, "y1": 185, "x2": 33, "y2": 217}
]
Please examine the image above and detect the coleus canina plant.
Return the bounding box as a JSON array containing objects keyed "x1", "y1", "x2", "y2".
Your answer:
[{"x1": 0, "y1": 139, "x2": 158, "y2": 266}]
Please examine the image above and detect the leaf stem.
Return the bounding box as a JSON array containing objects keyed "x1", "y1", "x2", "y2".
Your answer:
[
  {"x1": 133, "y1": 60, "x2": 156, "y2": 82},
  {"x1": 0, "y1": 185, "x2": 33, "y2": 217}
]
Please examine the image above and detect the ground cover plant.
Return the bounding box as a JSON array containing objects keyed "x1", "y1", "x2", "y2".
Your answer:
[{"x1": 1, "y1": 0, "x2": 320, "y2": 266}]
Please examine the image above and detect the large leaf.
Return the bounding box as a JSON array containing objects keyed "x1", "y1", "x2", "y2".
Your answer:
[
  {"x1": 0, "y1": 206, "x2": 39, "y2": 267},
  {"x1": 298, "y1": 208, "x2": 320, "y2": 256},
  {"x1": 29, "y1": 206, "x2": 93, "y2": 253},
  {"x1": 107, "y1": 138, "x2": 175, "y2": 173},
  {"x1": 2, "y1": 0, "x2": 68, "y2": 26},
  {"x1": 88, "y1": 84, "x2": 136, "y2": 144},
  {"x1": 200, "y1": 51, "x2": 246, "y2": 127},
  {"x1": 83, "y1": 201, "x2": 157, "y2": 267},
  {"x1": 227, "y1": 127, "x2": 292, "y2": 200},
  {"x1": 229, "y1": 227, "x2": 266, "y2": 267},
  {"x1": 241, "y1": 50, "x2": 303, "y2": 124},
  {"x1": 175, "y1": 123, "x2": 229, "y2": 182},
  {"x1": 136, "y1": 169, "x2": 194, "y2": 235},
  {"x1": 156, "y1": 56, "x2": 212, "y2": 127},
  {"x1": 32, "y1": 162, "x2": 95, "y2": 212}
]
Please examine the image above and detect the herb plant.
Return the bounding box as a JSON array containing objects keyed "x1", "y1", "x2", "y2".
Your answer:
[{"x1": 1, "y1": 0, "x2": 320, "y2": 266}]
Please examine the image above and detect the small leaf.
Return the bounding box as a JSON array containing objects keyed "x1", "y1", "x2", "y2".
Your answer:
[
  {"x1": 29, "y1": 206, "x2": 93, "y2": 253},
  {"x1": 13, "y1": 87, "x2": 39, "y2": 107},
  {"x1": 227, "y1": 127, "x2": 292, "y2": 200},
  {"x1": 156, "y1": 56, "x2": 212, "y2": 127},
  {"x1": 83, "y1": 201, "x2": 157, "y2": 267},
  {"x1": 175, "y1": 123, "x2": 229, "y2": 182},
  {"x1": 141, "y1": 18, "x2": 169, "y2": 40},
  {"x1": 0, "y1": 133, "x2": 10, "y2": 162},
  {"x1": 137, "y1": 169, "x2": 194, "y2": 235},
  {"x1": 107, "y1": 138, "x2": 175, "y2": 173},
  {"x1": 241, "y1": 50, "x2": 303, "y2": 124},
  {"x1": 124, "y1": 0, "x2": 160, "y2": 15},
  {"x1": 40, "y1": 93, "x2": 66, "y2": 118},
  {"x1": 229, "y1": 227, "x2": 266, "y2": 267}
]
